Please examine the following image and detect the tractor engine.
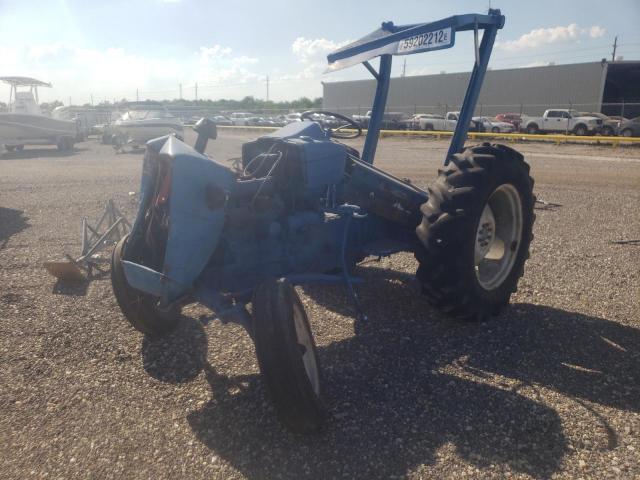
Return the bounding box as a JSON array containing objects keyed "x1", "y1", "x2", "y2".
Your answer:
[{"x1": 204, "y1": 121, "x2": 353, "y2": 292}]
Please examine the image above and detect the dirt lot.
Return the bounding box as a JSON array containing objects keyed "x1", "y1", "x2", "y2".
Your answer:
[{"x1": 1, "y1": 131, "x2": 639, "y2": 479}]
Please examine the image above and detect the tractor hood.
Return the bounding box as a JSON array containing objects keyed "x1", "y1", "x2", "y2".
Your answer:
[{"x1": 122, "y1": 135, "x2": 235, "y2": 304}]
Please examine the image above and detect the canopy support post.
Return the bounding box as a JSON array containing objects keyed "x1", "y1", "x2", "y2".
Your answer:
[
  {"x1": 445, "y1": 23, "x2": 498, "y2": 165},
  {"x1": 362, "y1": 61, "x2": 380, "y2": 80},
  {"x1": 362, "y1": 54, "x2": 392, "y2": 165}
]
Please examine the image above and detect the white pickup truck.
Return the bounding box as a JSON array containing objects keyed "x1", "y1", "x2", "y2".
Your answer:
[
  {"x1": 418, "y1": 111, "x2": 460, "y2": 131},
  {"x1": 521, "y1": 109, "x2": 603, "y2": 135}
]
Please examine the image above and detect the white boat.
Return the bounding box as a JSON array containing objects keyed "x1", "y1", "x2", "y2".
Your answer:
[
  {"x1": 0, "y1": 76, "x2": 78, "y2": 151},
  {"x1": 110, "y1": 102, "x2": 183, "y2": 145}
]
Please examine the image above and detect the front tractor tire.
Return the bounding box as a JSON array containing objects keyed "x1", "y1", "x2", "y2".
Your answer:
[
  {"x1": 252, "y1": 278, "x2": 325, "y2": 434},
  {"x1": 415, "y1": 144, "x2": 535, "y2": 322},
  {"x1": 111, "y1": 234, "x2": 180, "y2": 336}
]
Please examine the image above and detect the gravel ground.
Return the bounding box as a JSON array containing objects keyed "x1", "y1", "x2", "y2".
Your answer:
[{"x1": 1, "y1": 132, "x2": 639, "y2": 479}]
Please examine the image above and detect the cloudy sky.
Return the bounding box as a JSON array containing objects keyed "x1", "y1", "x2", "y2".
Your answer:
[{"x1": 0, "y1": 0, "x2": 638, "y2": 104}]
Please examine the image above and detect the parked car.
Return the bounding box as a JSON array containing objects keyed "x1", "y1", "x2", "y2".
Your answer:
[
  {"x1": 303, "y1": 113, "x2": 343, "y2": 129},
  {"x1": 472, "y1": 116, "x2": 516, "y2": 133},
  {"x1": 351, "y1": 111, "x2": 370, "y2": 128},
  {"x1": 348, "y1": 111, "x2": 409, "y2": 130},
  {"x1": 229, "y1": 112, "x2": 254, "y2": 126},
  {"x1": 618, "y1": 116, "x2": 640, "y2": 137},
  {"x1": 246, "y1": 117, "x2": 277, "y2": 127},
  {"x1": 270, "y1": 115, "x2": 288, "y2": 127},
  {"x1": 579, "y1": 112, "x2": 624, "y2": 136},
  {"x1": 520, "y1": 109, "x2": 602, "y2": 135},
  {"x1": 284, "y1": 112, "x2": 302, "y2": 124},
  {"x1": 495, "y1": 112, "x2": 524, "y2": 130},
  {"x1": 211, "y1": 115, "x2": 233, "y2": 126}
]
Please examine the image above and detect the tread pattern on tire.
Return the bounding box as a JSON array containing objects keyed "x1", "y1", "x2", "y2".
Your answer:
[
  {"x1": 415, "y1": 143, "x2": 535, "y2": 322},
  {"x1": 252, "y1": 278, "x2": 325, "y2": 434}
]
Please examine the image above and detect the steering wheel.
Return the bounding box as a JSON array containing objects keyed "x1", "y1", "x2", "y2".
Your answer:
[{"x1": 300, "y1": 110, "x2": 362, "y2": 139}]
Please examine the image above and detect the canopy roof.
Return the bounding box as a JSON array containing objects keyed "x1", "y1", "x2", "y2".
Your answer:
[
  {"x1": 326, "y1": 12, "x2": 504, "y2": 72},
  {"x1": 0, "y1": 76, "x2": 51, "y2": 87}
]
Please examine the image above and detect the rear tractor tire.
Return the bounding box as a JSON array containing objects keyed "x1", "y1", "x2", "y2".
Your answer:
[
  {"x1": 415, "y1": 144, "x2": 535, "y2": 322},
  {"x1": 111, "y1": 234, "x2": 180, "y2": 336},
  {"x1": 252, "y1": 278, "x2": 325, "y2": 433}
]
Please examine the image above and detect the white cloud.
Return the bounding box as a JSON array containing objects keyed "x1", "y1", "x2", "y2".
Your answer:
[
  {"x1": 279, "y1": 37, "x2": 350, "y2": 83},
  {"x1": 27, "y1": 42, "x2": 65, "y2": 61},
  {"x1": 199, "y1": 45, "x2": 233, "y2": 62},
  {"x1": 0, "y1": 42, "x2": 262, "y2": 102},
  {"x1": 497, "y1": 23, "x2": 606, "y2": 52},
  {"x1": 291, "y1": 37, "x2": 349, "y2": 63}
]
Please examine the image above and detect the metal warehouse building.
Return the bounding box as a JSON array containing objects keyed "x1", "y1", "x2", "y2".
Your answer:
[{"x1": 322, "y1": 60, "x2": 640, "y2": 118}]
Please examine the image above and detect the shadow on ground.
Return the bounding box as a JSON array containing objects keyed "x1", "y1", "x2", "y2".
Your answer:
[
  {"x1": 141, "y1": 317, "x2": 209, "y2": 383},
  {"x1": 0, "y1": 146, "x2": 88, "y2": 160},
  {"x1": 0, "y1": 207, "x2": 29, "y2": 249},
  {"x1": 50, "y1": 266, "x2": 110, "y2": 296},
  {"x1": 139, "y1": 266, "x2": 640, "y2": 479}
]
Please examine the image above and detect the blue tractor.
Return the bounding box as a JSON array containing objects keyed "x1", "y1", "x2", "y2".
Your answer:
[{"x1": 111, "y1": 10, "x2": 535, "y2": 433}]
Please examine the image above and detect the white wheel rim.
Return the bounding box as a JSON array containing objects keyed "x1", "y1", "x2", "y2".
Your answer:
[
  {"x1": 474, "y1": 184, "x2": 523, "y2": 291},
  {"x1": 292, "y1": 302, "x2": 320, "y2": 395}
]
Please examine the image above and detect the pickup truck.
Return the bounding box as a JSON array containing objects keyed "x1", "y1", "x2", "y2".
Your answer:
[
  {"x1": 418, "y1": 111, "x2": 460, "y2": 131},
  {"x1": 353, "y1": 111, "x2": 411, "y2": 130},
  {"x1": 521, "y1": 109, "x2": 603, "y2": 135}
]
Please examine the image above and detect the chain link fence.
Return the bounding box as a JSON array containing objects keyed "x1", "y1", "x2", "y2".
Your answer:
[
  {"x1": 319, "y1": 102, "x2": 640, "y2": 119},
  {"x1": 39, "y1": 102, "x2": 640, "y2": 132}
]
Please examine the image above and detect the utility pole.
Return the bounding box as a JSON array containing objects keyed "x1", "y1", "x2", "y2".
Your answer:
[
  {"x1": 68, "y1": 96, "x2": 71, "y2": 106},
  {"x1": 90, "y1": 94, "x2": 94, "y2": 106},
  {"x1": 195, "y1": 82, "x2": 198, "y2": 102},
  {"x1": 136, "y1": 89, "x2": 139, "y2": 101},
  {"x1": 179, "y1": 83, "x2": 183, "y2": 99},
  {"x1": 266, "y1": 75, "x2": 269, "y2": 102},
  {"x1": 611, "y1": 36, "x2": 618, "y2": 62},
  {"x1": 401, "y1": 58, "x2": 406, "y2": 77}
]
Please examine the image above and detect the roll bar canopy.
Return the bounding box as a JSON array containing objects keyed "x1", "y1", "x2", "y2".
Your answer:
[{"x1": 325, "y1": 9, "x2": 505, "y2": 166}]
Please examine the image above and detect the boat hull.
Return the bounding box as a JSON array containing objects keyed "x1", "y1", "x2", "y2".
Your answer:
[
  {"x1": 0, "y1": 113, "x2": 77, "y2": 145},
  {"x1": 113, "y1": 119, "x2": 183, "y2": 144}
]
